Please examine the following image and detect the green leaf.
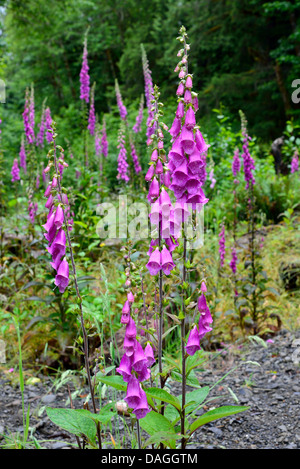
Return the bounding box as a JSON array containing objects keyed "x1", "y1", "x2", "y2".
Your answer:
[
  {"x1": 183, "y1": 387, "x2": 210, "y2": 412},
  {"x1": 46, "y1": 407, "x2": 97, "y2": 443},
  {"x1": 96, "y1": 374, "x2": 127, "y2": 392},
  {"x1": 145, "y1": 387, "x2": 181, "y2": 411},
  {"x1": 139, "y1": 411, "x2": 177, "y2": 448},
  {"x1": 189, "y1": 405, "x2": 249, "y2": 435}
]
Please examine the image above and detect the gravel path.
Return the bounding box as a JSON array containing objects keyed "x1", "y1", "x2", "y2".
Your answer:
[{"x1": 0, "y1": 329, "x2": 299, "y2": 449}]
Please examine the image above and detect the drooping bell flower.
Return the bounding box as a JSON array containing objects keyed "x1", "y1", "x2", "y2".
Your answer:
[
  {"x1": 116, "y1": 353, "x2": 133, "y2": 383},
  {"x1": 186, "y1": 325, "x2": 201, "y2": 356},
  {"x1": 172, "y1": 160, "x2": 189, "y2": 187},
  {"x1": 176, "y1": 101, "x2": 185, "y2": 118},
  {"x1": 195, "y1": 129, "x2": 209, "y2": 154},
  {"x1": 161, "y1": 246, "x2": 175, "y2": 275},
  {"x1": 198, "y1": 293, "x2": 213, "y2": 339},
  {"x1": 185, "y1": 75, "x2": 193, "y2": 89},
  {"x1": 147, "y1": 177, "x2": 159, "y2": 203},
  {"x1": 146, "y1": 247, "x2": 161, "y2": 276},
  {"x1": 185, "y1": 106, "x2": 196, "y2": 130},
  {"x1": 125, "y1": 375, "x2": 142, "y2": 408},
  {"x1": 180, "y1": 126, "x2": 195, "y2": 155},
  {"x1": 125, "y1": 316, "x2": 137, "y2": 340},
  {"x1": 132, "y1": 341, "x2": 148, "y2": 373},
  {"x1": 145, "y1": 164, "x2": 155, "y2": 182},
  {"x1": 132, "y1": 387, "x2": 150, "y2": 419},
  {"x1": 121, "y1": 299, "x2": 131, "y2": 324},
  {"x1": 200, "y1": 281, "x2": 207, "y2": 293},
  {"x1": 169, "y1": 117, "x2": 182, "y2": 139},
  {"x1": 54, "y1": 258, "x2": 69, "y2": 293},
  {"x1": 144, "y1": 343, "x2": 155, "y2": 367}
]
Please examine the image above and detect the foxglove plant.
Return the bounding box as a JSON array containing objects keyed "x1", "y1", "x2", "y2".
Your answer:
[
  {"x1": 44, "y1": 121, "x2": 102, "y2": 449},
  {"x1": 145, "y1": 84, "x2": 177, "y2": 388},
  {"x1": 117, "y1": 123, "x2": 130, "y2": 182},
  {"x1": 79, "y1": 36, "x2": 90, "y2": 104},
  {"x1": 101, "y1": 117, "x2": 108, "y2": 158},
  {"x1": 11, "y1": 158, "x2": 20, "y2": 182},
  {"x1": 115, "y1": 79, "x2": 127, "y2": 121},
  {"x1": 87, "y1": 82, "x2": 96, "y2": 136},
  {"x1": 45, "y1": 107, "x2": 53, "y2": 144},
  {"x1": 141, "y1": 44, "x2": 155, "y2": 141},
  {"x1": 168, "y1": 26, "x2": 211, "y2": 447},
  {"x1": 23, "y1": 87, "x2": 35, "y2": 145},
  {"x1": 218, "y1": 223, "x2": 226, "y2": 268},
  {"x1": 36, "y1": 102, "x2": 46, "y2": 148},
  {"x1": 133, "y1": 94, "x2": 144, "y2": 133},
  {"x1": 291, "y1": 150, "x2": 299, "y2": 173}
]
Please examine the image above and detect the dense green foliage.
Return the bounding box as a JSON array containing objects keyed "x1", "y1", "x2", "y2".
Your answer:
[{"x1": 0, "y1": 0, "x2": 299, "y2": 154}]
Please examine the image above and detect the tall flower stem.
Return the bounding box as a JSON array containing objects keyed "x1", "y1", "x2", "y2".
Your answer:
[
  {"x1": 51, "y1": 123, "x2": 102, "y2": 449},
  {"x1": 180, "y1": 236, "x2": 187, "y2": 448}
]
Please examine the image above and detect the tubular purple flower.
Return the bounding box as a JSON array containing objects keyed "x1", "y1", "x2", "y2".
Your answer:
[
  {"x1": 132, "y1": 341, "x2": 148, "y2": 373},
  {"x1": 125, "y1": 316, "x2": 137, "y2": 340},
  {"x1": 116, "y1": 354, "x2": 133, "y2": 383},
  {"x1": 180, "y1": 126, "x2": 195, "y2": 155},
  {"x1": 161, "y1": 245, "x2": 175, "y2": 275},
  {"x1": 185, "y1": 106, "x2": 196, "y2": 130},
  {"x1": 54, "y1": 258, "x2": 69, "y2": 293},
  {"x1": 186, "y1": 325, "x2": 201, "y2": 356},
  {"x1": 146, "y1": 247, "x2": 161, "y2": 276},
  {"x1": 144, "y1": 343, "x2": 155, "y2": 367},
  {"x1": 132, "y1": 387, "x2": 150, "y2": 419},
  {"x1": 125, "y1": 375, "x2": 142, "y2": 408}
]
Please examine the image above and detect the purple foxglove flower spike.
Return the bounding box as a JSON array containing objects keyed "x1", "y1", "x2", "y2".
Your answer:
[
  {"x1": 218, "y1": 224, "x2": 226, "y2": 268},
  {"x1": 11, "y1": 159, "x2": 20, "y2": 182},
  {"x1": 80, "y1": 37, "x2": 90, "y2": 103},
  {"x1": 291, "y1": 150, "x2": 299, "y2": 173},
  {"x1": 19, "y1": 138, "x2": 27, "y2": 174}
]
